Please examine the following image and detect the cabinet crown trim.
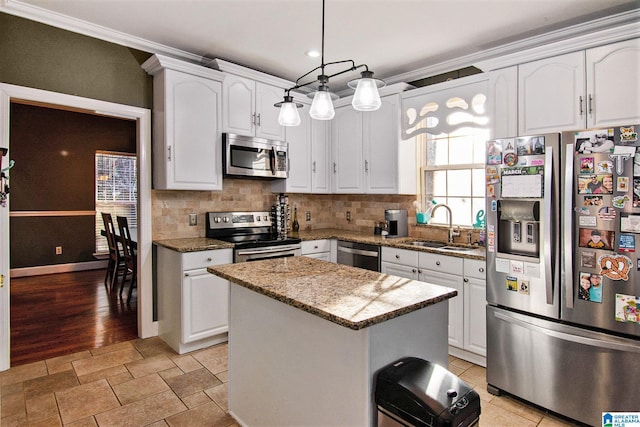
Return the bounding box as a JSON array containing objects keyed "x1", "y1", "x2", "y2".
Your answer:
[
  {"x1": 209, "y1": 58, "x2": 293, "y2": 89},
  {"x1": 142, "y1": 54, "x2": 225, "y2": 81}
]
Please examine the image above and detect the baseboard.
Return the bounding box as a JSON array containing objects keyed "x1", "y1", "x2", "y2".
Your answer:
[
  {"x1": 449, "y1": 345, "x2": 487, "y2": 368},
  {"x1": 10, "y1": 260, "x2": 108, "y2": 278}
]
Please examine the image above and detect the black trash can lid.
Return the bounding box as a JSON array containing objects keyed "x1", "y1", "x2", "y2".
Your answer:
[{"x1": 375, "y1": 357, "x2": 478, "y2": 425}]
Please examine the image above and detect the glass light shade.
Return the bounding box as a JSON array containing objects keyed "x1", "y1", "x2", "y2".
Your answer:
[
  {"x1": 309, "y1": 89, "x2": 335, "y2": 120},
  {"x1": 352, "y1": 78, "x2": 381, "y2": 111},
  {"x1": 278, "y1": 101, "x2": 301, "y2": 126}
]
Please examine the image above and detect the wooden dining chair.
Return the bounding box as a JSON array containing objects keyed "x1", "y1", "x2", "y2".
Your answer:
[
  {"x1": 101, "y1": 212, "x2": 124, "y2": 291},
  {"x1": 116, "y1": 216, "x2": 137, "y2": 304}
]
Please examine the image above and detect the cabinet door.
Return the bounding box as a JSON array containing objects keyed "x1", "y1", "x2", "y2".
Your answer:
[
  {"x1": 518, "y1": 51, "x2": 585, "y2": 134},
  {"x1": 586, "y1": 38, "x2": 640, "y2": 127},
  {"x1": 256, "y1": 82, "x2": 286, "y2": 140},
  {"x1": 283, "y1": 104, "x2": 312, "y2": 192},
  {"x1": 420, "y1": 270, "x2": 463, "y2": 348},
  {"x1": 164, "y1": 70, "x2": 222, "y2": 190},
  {"x1": 489, "y1": 66, "x2": 518, "y2": 139},
  {"x1": 381, "y1": 262, "x2": 419, "y2": 280},
  {"x1": 464, "y1": 277, "x2": 486, "y2": 356},
  {"x1": 182, "y1": 268, "x2": 229, "y2": 343},
  {"x1": 311, "y1": 119, "x2": 331, "y2": 193},
  {"x1": 364, "y1": 95, "x2": 398, "y2": 194},
  {"x1": 332, "y1": 106, "x2": 364, "y2": 193},
  {"x1": 222, "y1": 74, "x2": 256, "y2": 135}
]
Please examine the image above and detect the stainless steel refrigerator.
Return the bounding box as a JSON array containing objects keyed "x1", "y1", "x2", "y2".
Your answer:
[{"x1": 485, "y1": 127, "x2": 640, "y2": 426}]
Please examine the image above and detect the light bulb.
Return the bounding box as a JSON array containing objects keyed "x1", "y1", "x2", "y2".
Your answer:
[
  {"x1": 278, "y1": 101, "x2": 301, "y2": 126},
  {"x1": 352, "y1": 77, "x2": 381, "y2": 111},
  {"x1": 309, "y1": 88, "x2": 335, "y2": 120}
]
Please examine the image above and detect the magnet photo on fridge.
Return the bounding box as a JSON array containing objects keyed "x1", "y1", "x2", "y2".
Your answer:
[{"x1": 578, "y1": 228, "x2": 614, "y2": 250}]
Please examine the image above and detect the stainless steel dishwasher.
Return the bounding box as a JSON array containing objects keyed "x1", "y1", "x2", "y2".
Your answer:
[{"x1": 336, "y1": 240, "x2": 380, "y2": 272}]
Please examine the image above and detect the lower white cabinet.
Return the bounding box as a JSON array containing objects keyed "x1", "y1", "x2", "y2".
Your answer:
[
  {"x1": 381, "y1": 247, "x2": 486, "y2": 365},
  {"x1": 156, "y1": 246, "x2": 233, "y2": 354},
  {"x1": 301, "y1": 239, "x2": 335, "y2": 262}
]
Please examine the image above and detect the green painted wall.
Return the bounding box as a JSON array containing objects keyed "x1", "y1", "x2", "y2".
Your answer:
[{"x1": 0, "y1": 12, "x2": 153, "y2": 109}]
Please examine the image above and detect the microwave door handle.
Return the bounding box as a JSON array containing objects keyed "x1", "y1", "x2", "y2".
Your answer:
[{"x1": 270, "y1": 147, "x2": 276, "y2": 176}]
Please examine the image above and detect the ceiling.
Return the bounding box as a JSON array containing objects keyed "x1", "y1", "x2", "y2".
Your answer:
[{"x1": 3, "y1": 0, "x2": 639, "y2": 93}]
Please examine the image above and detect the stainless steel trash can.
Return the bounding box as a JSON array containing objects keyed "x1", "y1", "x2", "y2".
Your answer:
[{"x1": 375, "y1": 357, "x2": 481, "y2": 427}]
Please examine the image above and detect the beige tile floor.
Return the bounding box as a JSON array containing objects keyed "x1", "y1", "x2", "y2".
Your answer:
[{"x1": 0, "y1": 337, "x2": 581, "y2": 426}]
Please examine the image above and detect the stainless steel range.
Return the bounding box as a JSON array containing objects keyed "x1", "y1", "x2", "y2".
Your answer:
[{"x1": 206, "y1": 211, "x2": 301, "y2": 262}]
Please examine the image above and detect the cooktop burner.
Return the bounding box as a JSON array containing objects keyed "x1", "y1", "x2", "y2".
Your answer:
[{"x1": 205, "y1": 211, "x2": 300, "y2": 249}]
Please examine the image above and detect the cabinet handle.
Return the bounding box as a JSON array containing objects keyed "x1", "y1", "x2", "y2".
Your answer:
[
  {"x1": 184, "y1": 273, "x2": 189, "y2": 277},
  {"x1": 579, "y1": 96, "x2": 584, "y2": 115},
  {"x1": 314, "y1": 245, "x2": 319, "y2": 249},
  {"x1": 479, "y1": 267, "x2": 485, "y2": 273},
  {"x1": 436, "y1": 261, "x2": 441, "y2": 266},
  {"x1": 418, "y1": 269, "x2": 422, "y2": 274},
  {"x1": 365, "y1": 160, "x2": 369, "y2": 172},
  {"x1": 167, "y1": 145, "x2": 172, "y2": 161},
  {"x1": 333, "y1": 162, "x2": 337, "y2": 174},
  {"x1": 312, "y1": 161, "x2": 316, "y2": 173},
  {"x1": 395, "y1": 254, "x2": 400, "y2": 259},
  {"x1": 207, "y1": 257, "x2": 212, "y2": 262},
  {"x1": 588, "y1": 94, "x2": 593, "y2": 114},
  {"x1": 464, "y1": 278, "x2": 469, "y2": 282},
  {"x1": 251, "y1": 113, "x2": 256, "y2": 126},
  {"x1": 256, "y1": 113, "x2": 261, "y2": 127},
  {"x1": 412, "y1": 268, "x2": 417, "y2": 273}
]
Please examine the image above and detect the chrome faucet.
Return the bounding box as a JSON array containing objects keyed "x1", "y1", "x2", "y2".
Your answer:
[{"x1": 431, "y1": 204, "x2": 461, "y2": 243}]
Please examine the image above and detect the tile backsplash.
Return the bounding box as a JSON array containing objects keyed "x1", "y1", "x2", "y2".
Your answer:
[{"x1": 152, "y1": 178, "x2": 474, "y2": 243}]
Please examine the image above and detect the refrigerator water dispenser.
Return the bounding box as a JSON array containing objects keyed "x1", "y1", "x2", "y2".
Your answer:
[{"x1": 497, "y1": 200, "x2": 540, "y2": 258}]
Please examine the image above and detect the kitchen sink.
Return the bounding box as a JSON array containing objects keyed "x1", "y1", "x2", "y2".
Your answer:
[
  {"x1": 439, "y1": 246, "x2": 477, "y2": 252},
  {"x1": 409, "y1": 241, "x2": 447, "y2": 248}
]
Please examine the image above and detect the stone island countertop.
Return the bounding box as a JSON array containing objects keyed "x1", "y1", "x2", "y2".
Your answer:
[
  {"x1": 153, "y1": 237, "x2": 234, "y2": 252},
  {"x1": 207, "y1": 256, "x2": 457, "y2": 330}
]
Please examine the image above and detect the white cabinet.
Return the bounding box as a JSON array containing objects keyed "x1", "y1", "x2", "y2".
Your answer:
[
  {"x1": 272, "y1": 102, "x2": 331, "y2": 194},
  {"x1": 332, "y1": 90, "x2": 415, "y2": 195},
  {"x1": 381, "y1": 247, "x2": 487, "y2": 365},
  {"x1": 142, "y1": 54, "x2": 225, "y2": 190},
  {"x1": 489, "y1": 66, "x2": 518, "y2": 139},
  {"x1": 463, "y1": 259, "x2": 487, "y2": 357},
  {"x1": 301, "y1": 239, "x2": 333, "y2": 262},
  {"x1": 156, "y1": 246, "x2": 233, "y2": 354},
  {"x1": 518, "y1": 38, "x2": 640, "y2": 134},
  {"x1": 222, "y1": 74, "x2": 285, "y2": 140}
]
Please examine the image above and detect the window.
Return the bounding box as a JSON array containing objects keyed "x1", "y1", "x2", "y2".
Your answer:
[
  {"x1": 95, "y1": 151, "x2": 137, "y2": 254},
  {"x1": 403, "y1": 78, "x2": 489, "y2": 226}
]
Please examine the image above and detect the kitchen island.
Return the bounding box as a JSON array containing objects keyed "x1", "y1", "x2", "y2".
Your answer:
[{"x1": 208, "y1": 256, "x2": 457, "y2": 426}]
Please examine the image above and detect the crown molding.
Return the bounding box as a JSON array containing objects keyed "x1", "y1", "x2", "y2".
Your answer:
[
  {"x1": 0, "y1": 0, "x2": 203, "y2": 64},
  {"x1": 385, "y1": 8, "x2": 640, "y2": 82},
  {"x1": 142, "y1": 54, "x2": 225, "y2": 81},
  {"x1": 207, "y1": 59, "x2": 294, "y2": 89}
]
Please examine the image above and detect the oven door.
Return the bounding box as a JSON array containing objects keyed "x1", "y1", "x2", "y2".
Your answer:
[{"x1": 234, "y1": 244, "x2": 301, "y2": 263}]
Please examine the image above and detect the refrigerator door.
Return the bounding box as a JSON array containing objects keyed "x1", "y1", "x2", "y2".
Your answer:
[
  {"x1": 487, "y1": 306, "x2": 640, "y2": 427},
  {"x1": 486, "y1": 133, "x2": 560, "y2": 319},
  {"x1": 561, "y1": 127, "x2": 640, "y2": 338}
]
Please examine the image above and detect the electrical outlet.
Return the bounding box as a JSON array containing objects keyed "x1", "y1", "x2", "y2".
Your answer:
[
  {"x1": 189, "y1": 213, "x2": 197, "y2": 226},
  {"x1": 305, "y1": 211, "x2": 311, "y2": 221},
  {"x1": 55, "y1": 246, "x2": 62, "y2": 255},
  {"x1": 346, "y1": 211, "x2": 351, "y2": 221}
]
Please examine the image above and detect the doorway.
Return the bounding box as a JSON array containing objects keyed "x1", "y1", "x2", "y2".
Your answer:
[{"x1": 0, "y1": 83, "x2": 154, "y2": 371}]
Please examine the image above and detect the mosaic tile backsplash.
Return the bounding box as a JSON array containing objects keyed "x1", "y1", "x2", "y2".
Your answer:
[{"x1": 152, "y1": 178, "x2": 477, "y2": 244}]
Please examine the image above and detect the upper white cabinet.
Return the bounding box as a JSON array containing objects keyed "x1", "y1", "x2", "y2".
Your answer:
[
  {"x1": 332, "y1": 88, "x2": 415, "y2": 195},
  {"x1": 222, "y1": 74, "x2": 285, "y2": 140},
  {"x1": 489, "y1": 66, "x2": 518, "y2": 139},
  {"x1": 518, "y1": 38, "x2": 640, "y2": 134},
  {"x1": 142, "y1": 54, "x2": 225, "y2": 191},
  {"x1": 272, "y1": 101, "x2": 331, "y2": 194}
]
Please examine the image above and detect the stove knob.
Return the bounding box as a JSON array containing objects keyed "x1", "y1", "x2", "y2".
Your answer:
[
  {"x1": 263, "y1": 215, "x2": 268, "y2": 221},
  {"x1": 222, "y1": 216, "x2": 229, "y2": 223},
  {"x1": 214, "y1": 217, "x2": 221, "y2": 223},
  {"x1": 255, "y1": 217, "x2": 261, "y2": 222}
]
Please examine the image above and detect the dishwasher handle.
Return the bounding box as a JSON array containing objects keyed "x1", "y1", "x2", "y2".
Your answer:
[{"x1": 337, "y1": 246, "x2": 379, "y2": 257}]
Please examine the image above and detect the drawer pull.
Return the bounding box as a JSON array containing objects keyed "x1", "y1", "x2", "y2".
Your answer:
[
  {"x1": 436, "y1": 261, "x2": 441, "y2": 266},
  {"x1": 412, "y1": 268, "x2": 417, "y2": 273},
  {"x1": 207, "y1": 257, "x2": 212, "y2": 262},
  {"x1": 479, "y1": 267, "x2": 485, "y2": 273},
  {"x1": 395, "y1": 254, "x2": 400, "y2": 259},
  {"x1": 464, "y1": 278, "x2": 469, "y2": 282}
]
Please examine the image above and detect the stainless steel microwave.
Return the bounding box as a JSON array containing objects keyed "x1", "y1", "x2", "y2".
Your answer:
[{"x1": 223, "y1": 133, "x2": 288, "y2": 179}]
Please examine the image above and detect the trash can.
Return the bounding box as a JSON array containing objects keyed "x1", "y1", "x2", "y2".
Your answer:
[{"x1": 375, "y1": 357, "x2": 481, "y2": 427}]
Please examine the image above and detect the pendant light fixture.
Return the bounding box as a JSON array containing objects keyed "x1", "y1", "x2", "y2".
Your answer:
[{"x1": 275, "y1": 0, "x2": 385, "y2": 126}]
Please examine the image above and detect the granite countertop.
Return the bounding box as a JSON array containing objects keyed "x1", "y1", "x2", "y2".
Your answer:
[
  {"x1": 208, "y1": 256, "x2": 457, "y2": 330},
  {"x1": 154, "y1": 229, "x2": 486, "y2": 259},
  {"x1": 153, "y1": 237, "x2": 234, "y2": 252}
]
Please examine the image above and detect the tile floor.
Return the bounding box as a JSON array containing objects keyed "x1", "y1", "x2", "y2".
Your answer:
[{"x1": 0, "y1": 337, "x2": 582, "y2": 426}]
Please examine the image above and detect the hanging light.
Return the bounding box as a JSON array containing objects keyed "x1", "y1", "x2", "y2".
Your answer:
[
  {"x1": 274, "y1": 0, "x2": 385, "y2": 126},
  {"x1": 275, "y1": 94, "x2": 302, "y2": 126}
]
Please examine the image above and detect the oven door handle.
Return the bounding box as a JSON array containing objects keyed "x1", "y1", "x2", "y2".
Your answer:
[{"x1": 236, "y1": 245, "x2": 300, "y2": 256}]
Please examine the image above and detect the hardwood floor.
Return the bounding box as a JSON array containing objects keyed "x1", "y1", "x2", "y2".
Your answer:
[{"x1": 9, "y1": 269, "x2": 138, "y2": 366}]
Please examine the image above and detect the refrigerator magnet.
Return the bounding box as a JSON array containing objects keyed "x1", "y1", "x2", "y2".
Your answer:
[
  {"x1": 506, "y1": 276, "x2": 518, "y2": 292},
  {"x1": 596, "y1": 160, "x2": 613, "y2": 174},
  {"x1": 615, "y1": 294, "x2": 639, "y2": 324},
  {"x1": 598, "y1": 254, "x2": 632, "y2": 281},
  {"x1": 487, "y1": 140, "x2": 502, "y2": 165},
  {"x1": 620, "y1": 214, "x2": 640, "y2": 232},
  {"x1": 580, "y1": 251, "x2": 596, "y2": 268},
  {"x1": 597, "y1": 206, "x2": 616, "y2": 221},
  {"x1": 619, "y1": 126, "x2": 638, "y2": 143},
  {"x1": 517, "y1": 279, "x2": 530, "y2": 295},
  {"x1": 617, "y1": 176, "x2": 629, "y2": 192},
  {"x1": 618, "y1": 234, "x2": 635, "y2": 252},
  {"x1": 579, "y1": 216, "x2": 597, "y2": 227},
  {"x1": 580, "y1": 157, "x2": 594, "y2": 174},
  {"x1": 612, "y1": 195, "x2": 631, "y2": 209}
]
